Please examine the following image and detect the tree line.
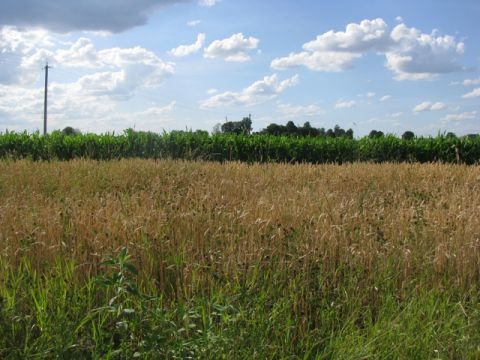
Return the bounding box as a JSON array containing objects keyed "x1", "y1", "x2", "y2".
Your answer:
[{"x1": 214, "y1": 116, "x2": 417, "y2": 140}]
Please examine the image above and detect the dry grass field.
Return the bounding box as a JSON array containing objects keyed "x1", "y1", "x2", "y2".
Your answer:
[{"x1": 0, "y1": 159, "x2": 479, "y2": 358}]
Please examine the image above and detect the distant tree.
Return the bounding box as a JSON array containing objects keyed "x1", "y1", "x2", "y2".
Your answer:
[
  {"x1": 326, "y1": 128, "x2": 335, "y2": 138},
  {"x1": 333, "y1": 125, "x2": 345, "y2": 138},
  {"x1": 285, "y1": 121, "x2": 297, "y2": 135},
  {"x1": 446, "y1": 132, "x2": 457, "y2": 139},
  {"x1": 402, "y1": 131, "x2": 415, "y2": 141},
  {"x1": 369, "y1": 130, "x2": 384, "y2": 138},
  {"x1": 62, "y1": 126, "x2": 81, "y2": 136},
  {"x1": 345, "y1": 128, "x2": 354, "y2": 139},
  {"x1": 300, "y1": 122, "x2": 320, "y2": 137},
  {"x1": 263, "y1": 123, "x2": 284, "y2": 136},
  {"x1": 221, "y1": 115, "x2": 252, "y2": 135}
]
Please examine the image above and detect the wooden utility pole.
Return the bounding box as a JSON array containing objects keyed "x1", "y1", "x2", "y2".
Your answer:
[{"x1": 43, "y1": 63, "x2": 51, "y2": 135}]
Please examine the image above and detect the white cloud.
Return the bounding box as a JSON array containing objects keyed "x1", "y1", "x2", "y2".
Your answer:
[
  {"x1": 430, "y1": 102, "x2": 446, "y2": 111},
  {"x1": 272, "y1": 18, "x2": 388, "y2": 71},
  {"x1": 277, "y1": 103, "x2": 324, "y2": 117},
  {"x1": 0, "y1": 26, "x2": 54, "y2": 84},
  {"x1": 386, "y1": 24, "x2": 465, "y2": 80},
  {"x1": 380, "y1": 95, "x2": 391, "y2": 102},
  {"x1": 303, "y1": 18, "x2": 390, "y2": 53},
  {"x1": 462, "y1": 88, "x2": 480, "y2": 99},
  {"x1": 206, "y1": 88, "x2": 218, "y2": 95},
  {"x1": 4, "y1": 30, "x2": 176, "y2": 94},
  {"x1": 169, "y1": 33, "x2": 205, "y2": 57},
  {"x1": 199, "y1": 0, "x2": 218, "y2": 6},
  {"x1": 0, "y1": 80, "x2": 176, "y2": 132},
  {"x1": 413, "y1": 101, "x2": 446, "y2": 112},
  {"x1": 334, "y1": 100, "x2": 356, "y2": 109},
  {"x1": 56, "y1": 38, "x2": 101, "y2": 68},
  {"x1": 187, "y1": 20, "x2": 201, "y2": 27},
  {"x1": 199, "y1": 74, "x2": 299, "y2": 108},
  {"x1": 442, "y1": 111, "x2": 477, "y2": 122},
  {"x1": 366, "y1": 92, "x2": 376, "y2": 98},
  {"x1": 395, "y1": 16, "x2": 404, "y2": 23},
  {"x1": 413, "y1": 102, "x2": 433, "y2": 112},
  {"x1": 272, "y1": 18, "x2": 388, "y2": 72},
  {"x1": 462, "y1": 78, "x2": 480, "y2": 86},
  {"x1": 271, "y1": 18, "x2": 466, "y2": 81},
  {"x1": 271, "y1": 51, "x2": 360, "y2": 72},
  {"x1": 204, "y1": 33, "x2": 259, "y2": 62}
]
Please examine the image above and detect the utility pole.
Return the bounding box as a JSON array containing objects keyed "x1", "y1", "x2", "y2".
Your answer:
[{"x1": 43, "y1": 63, "x2": 51, "y2": 135}]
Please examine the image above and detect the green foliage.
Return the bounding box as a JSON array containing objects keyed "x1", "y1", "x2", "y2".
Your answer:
[
  {"x1": 1, "y1": 251, "x2": 479, "y2": 358},
  {"x1": 369, "y1": 129, "x2": 385, "y2": 138},
  {"x1": 1, "y1": 130, "x2": 480, "y2": 164},
  {"x1": 402, "y1": 130, "x2": 415, "y2": 141},
  {"x1": 260, "y1": 122, "x2": 354, "y2": 139},
  {"x1": 221, "y1": 116, "x2": 252, "y2": 135}
]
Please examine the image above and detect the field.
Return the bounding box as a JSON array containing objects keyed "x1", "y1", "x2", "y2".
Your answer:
[
  {"x1": 1, "y1": 159, "x2": 479, "y2": 358},
  {"x1": 2, "y1": 130, "x2": 480, "y2": 164}
]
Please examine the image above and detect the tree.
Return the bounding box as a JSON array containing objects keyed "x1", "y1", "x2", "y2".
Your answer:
[
  {"x1": 285, "y1": 121, "x2": 297, "y2": 135},
  {"x1": 369, "y1": 130, "x2": 384, "y2": 138},
  {"x1": 221, "y1": 115, "x2": 252, "y2": 135},
  {"x1": 446, "y1": 132, "x2": 457, "y2": 138},
  {"x1": 345, "y1": 128, "x2": 354, "y2": 139},
  {"x1": 333, "y1": 125, "x2": 345, "y2": 138},
  {"x1": 263, "y1": 123, "x2": 283, "y2": 136},
  {"x1": 402, "y1": 131, "x2": 415, "y2": 141},
  {"x1": 62, "y1": 126, "x2": 81, "y2": 136}
]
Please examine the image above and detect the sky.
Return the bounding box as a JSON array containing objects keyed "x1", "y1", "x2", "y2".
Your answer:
[{"x1": 0, "y1": 0, "x2": 479, "y2": 136}]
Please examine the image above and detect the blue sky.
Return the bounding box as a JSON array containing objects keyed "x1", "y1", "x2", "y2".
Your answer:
[{"x1": 0, "y1": 0, "x2": 479, "y2": 136}]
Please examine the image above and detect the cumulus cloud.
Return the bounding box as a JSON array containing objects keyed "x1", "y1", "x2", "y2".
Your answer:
[
  {"x1": 386, "y1": 24, "x2": 465, "y2": 80},
  {"x1": 0, "y1": 0, "x2": 188, "y2": 33},
  {"x1": 271, "y1": 51, "x2": 360, "y2": 72},
  {"x1": 366, "y1": 92, "x2": 376, "y2": 98},
  {"x1": 462, "y1": 88, "x2": 480, "y2": 99},
  {"x1": 442, "y1": 111, "x2": 477, "y2": 122},
  {"x1": 0, "y1": 27, "x2": 175, "y2": 130},
  {"x1": 271, "y1": 18, "x2": 466, "y2": 81},
  {"x1": 204, "y1": 33, "x2": 259, "y2": 62},
  {"x1": 272, "y1": 18, "x2": 388, "y2": 72},
  {"x1": 0, "y1": 26, "x2": 54, "y2": 84},
  {"x1": 56, "y1": 38, "x2": 101, "y2": 68},
  {"x1": 303, "y1": 18, "x2": 390, "y2": 53},
  {"x1": 277, "y1": 103, "x2": 324, "y2": 117},
  {"x1": 199, "y1": 74, "x2": 299, "y2": 108},
  {"x1": 1, "y1": 26, "x2": 175, "y2": 95},
  {"x1": 413, "y1": 101, "x2": 446, "y2": 112},
  {"x1": 169, "y1": 33, "x2": 205, "y2": 57},
  {"x1": 334, "y1": 100, "x2": 356, "y2": 109},
  {"x1": 380, "y1": 95, "x2": 391, "y2": 102},
  {"x1": 0, "y1": 81, "x2": 176, "y2": 132}
]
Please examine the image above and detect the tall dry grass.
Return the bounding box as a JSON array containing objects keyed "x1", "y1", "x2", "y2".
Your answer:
[{"x1": 1, "y1": 159, "x2": 479, "y2": 298}]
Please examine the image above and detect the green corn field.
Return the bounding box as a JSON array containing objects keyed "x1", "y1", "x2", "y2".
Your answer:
[{"x1": 1, "y1": 129, "x2": 479, "y2": 163}]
